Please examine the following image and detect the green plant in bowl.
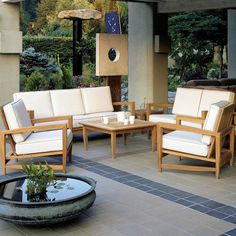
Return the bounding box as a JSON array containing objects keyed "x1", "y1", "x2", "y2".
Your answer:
[{"x1": 22, "y1": 163, "x2": 55, "y2": 201}]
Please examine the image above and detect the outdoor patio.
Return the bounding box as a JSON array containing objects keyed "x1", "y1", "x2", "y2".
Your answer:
[{"x1": 1, "y1": 133, "x2": 236, "y2": 236}]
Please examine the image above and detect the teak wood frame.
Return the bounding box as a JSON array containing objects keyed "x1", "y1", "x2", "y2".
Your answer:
[
  {"x1": 80, "y1": 119, "x2": 157, "y2": 159},
  {"x1": 157, "y1": 104, "x2": 235, "y2": 178},
  {"x1": 146, "y1": 103, "x2": 173, "y2": 120},
  {"x1": 0, "y1": 107, "x2": 73, "y2": 175}
]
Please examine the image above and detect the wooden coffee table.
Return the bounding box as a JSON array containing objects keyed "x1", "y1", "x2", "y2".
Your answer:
[{"x1": 79, "y1": 119, "x2": 157, "y2": 159}]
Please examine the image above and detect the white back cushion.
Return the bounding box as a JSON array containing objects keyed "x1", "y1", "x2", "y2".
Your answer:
[
  {"x1": 81, "y1": 86, "x2": 114, "y2": 114},
  {"x1": 50, "y1": 89, "x2": 85, "y2": 116},
  {"x1": 13, "y1": 91, "x2": 54, "y2": 118},
  {"x1": 202, "y1": 100, "x2": 230, "y2": 145},
  {"x1": 198, "y1": 90, "x2": 234, "y2": 117},
  {"x1": 172, "y1": 88, "x2": 203, "y2": 117},
  {"x1": 3, "y1": 99, "x2": 32, "y2": 143}
]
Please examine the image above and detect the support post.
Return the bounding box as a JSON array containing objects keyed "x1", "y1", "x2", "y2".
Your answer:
[
  {"x1": 103, "y1": 76, "x2": 121, "y2": 105},
  {"x1": 73, "y1": 19, "x2": 82, "y2": 76},
  {"x1": 228, "y1": 9, "x2": 236, "y2": 78}
]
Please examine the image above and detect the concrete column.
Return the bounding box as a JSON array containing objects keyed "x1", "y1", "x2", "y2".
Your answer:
[
  {"x1": 228, "y1": 9, "x2": 236, "y2": 78},
  {"x1": 128, "y1": 3, "x2": 154, "y2": 108},
  {"x1": 128, "y1": 3, "x2": 168, "y2": 109},
  {"x1": 0, "y1": 0, "x2": 22, "y2": 129}
]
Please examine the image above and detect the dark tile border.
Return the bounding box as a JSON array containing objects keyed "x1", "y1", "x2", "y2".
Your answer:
[{"x1": 72, "y1": 155, "x2": 236, "y2": 229}]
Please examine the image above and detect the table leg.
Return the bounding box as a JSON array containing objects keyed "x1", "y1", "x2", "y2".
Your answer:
[
  {"x1": 151, "y1": 126, "x2": 157, "y2": 152},
  {"x1": 111, "y1": 132, "x2": 116, "y2": 159},
  {"x1": 83, "y1": 127, "x2": 88, "y2": 151}
]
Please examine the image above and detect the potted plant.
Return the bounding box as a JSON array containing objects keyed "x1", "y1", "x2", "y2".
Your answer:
[{"x1": 22, "y1": 162, "x2": 55, "y2": 202}]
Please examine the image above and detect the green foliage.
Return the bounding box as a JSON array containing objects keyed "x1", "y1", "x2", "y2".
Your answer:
[
  {"x1": 61, "y1": 63, "x2": 75, "y2": 89},
  {"x1": 21, "y1": 47, "x2": 59, "y2": 75},
  {"x1": 168, "y1": 10, "x2": 226, "y2": 81},
  {"x1": 23, "y1": 36, "x2": 72, "y2": 65},
  {"x1": 22, "y1": 162, "x2": 55, "y2": 197},
  {"x1": 168, "y1": 74, "x2": 182, "y2": 92},
  {"x1": 77, "y1": 34, "x2": 96, "y2": 65},
  {"x1": 23, "y1": 71, "x2": 49, "y2": 91}
]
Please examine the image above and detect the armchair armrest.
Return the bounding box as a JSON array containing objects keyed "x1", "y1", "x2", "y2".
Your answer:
[
  {"x1": 31, "y1": 115, "x2": 73, "y2": 130},
  {"x1": 27, "y1": 110, "x2": 34, "y2": 120},
  {"x1": 146, "y1": 103, "x2": 173, "y2": 120},
  {"x1": 1, "y1": 123, "x2": 67, "y2": 136},
  {"x1": 176, "y1": 111, "x2": 207, "y2": 126},
  {"x1": 157, "y1": 122, "x2": 232, "y2": 138},
  {"x1": 112, "y1": 101, "x2": 135, "y2": 116},
  {"x1": 233, "y1": 112, "x2": 236, "y2": 125}
]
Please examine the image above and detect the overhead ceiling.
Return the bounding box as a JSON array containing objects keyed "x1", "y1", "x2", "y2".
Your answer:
[{"x1": 125, "y1": 0, "x2": 236, "y2": 13}]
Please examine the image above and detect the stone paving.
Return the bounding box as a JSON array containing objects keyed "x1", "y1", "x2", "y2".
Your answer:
[{"x1": 1, "y1": 133, "x2": 236, "y2": 236}]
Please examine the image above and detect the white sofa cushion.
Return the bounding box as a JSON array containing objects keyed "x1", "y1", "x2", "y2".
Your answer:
[
  {"x1": 163, "y1": 131, "x2": 209, "y2": 156},
  {"x1": 13, "y1": 91, "x2": 54, "y2": 118},
  {"x1": 81, "y1": 86, "x2": 114, "y2": 114},
  {"x1": 202, "y1": 100, "x2": 230, "y2": 145},
  {"x1": 73, "y1": 111, "x2": 118, "y2": 128},
  {"x1": 50, "y1": 89, "x2": 85, "y2": 116},
  {"x1": 15, "y1": 129, "x2": 73, "y2": 155},
  {"x1": 3, "y1": 99, "x2": 32, "y2": 143},
  {"x1": 198, "y1": 90, "x2": 234, "y2": 117},
  {"x1": 149, "y1": 114, "x2": 176, "y2": 124},
  {"x1": 172, "y1": 88, "x2": 203, "y2": 117}
]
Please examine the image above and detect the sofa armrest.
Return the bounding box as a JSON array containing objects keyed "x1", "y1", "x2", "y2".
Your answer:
[
  {"x1": 112, "y1": 101, "x2": 135, "y2": 115},
  {"x1": 146, "y1": 103, "x2": 173, "y2": 120},
  {"x1": 31, "y1": 115, "x2": 73, "y2": 130}
]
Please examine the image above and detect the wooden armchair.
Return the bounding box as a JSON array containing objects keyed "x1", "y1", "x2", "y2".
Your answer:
[
  {"x1": 157, "y1": 102, "x2": 235, "y2": 178},
  {"x1": 0, "y1": 99, "x2": 73, "y2": 175},
  {"x1": 146, "y1": 103, "x2": 173, "y2": 121}
]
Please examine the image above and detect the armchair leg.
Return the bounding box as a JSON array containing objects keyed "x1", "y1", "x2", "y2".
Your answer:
[
  {"x1": 0, "y1": 134, "x2": 6, "y2": 175},
  {"x1": 215, "y1": 137, "x2": 221, "y2": 179},
  {"x1": 157, "y1": 126, "x2": 163, "y2": 172},
  {"x1": 62, "y1": 147, "x2": 67, "y2": 173},
  {"x1": 230, "y1": 128, "x2": 235, "y2": 166},
  {"x1": 68, "y1": 145, "x2": 73, "y2": 163}
]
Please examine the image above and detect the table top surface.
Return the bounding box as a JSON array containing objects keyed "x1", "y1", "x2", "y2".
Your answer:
[{"x1": 79, "y1": 119, "x2": 156, "y2": 131}]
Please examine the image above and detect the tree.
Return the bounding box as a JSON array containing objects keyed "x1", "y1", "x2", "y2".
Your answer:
[{"x1": 169, "y1": 10, "x2": 227, "y2": 79}]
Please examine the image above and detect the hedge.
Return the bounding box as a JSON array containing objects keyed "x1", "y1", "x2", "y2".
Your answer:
[{"x1": 23, "y1": 36, "x2": 73, "y2": 65}]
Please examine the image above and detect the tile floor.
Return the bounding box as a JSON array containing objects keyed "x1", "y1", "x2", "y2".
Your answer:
[{"x1": 1, "y1": 133, "x2": 236, "y2": 236}]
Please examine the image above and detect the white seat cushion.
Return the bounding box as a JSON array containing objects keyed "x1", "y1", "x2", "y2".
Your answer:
[
  {"x1": 73, "y1": 111, "x2": 118, "y2": 128},
  {"x1": 81, "y1": 86, "x2": 114, "y2": 114},
  {"x1": 198, "y1": 90, "x2": 234, "y2": 117},
  {"x1": 13, "y1": 91, "x2": 54, "y2": 118},
  {"x1": 50, "y1": 89, "x2": 85, "y2": 116},
  {"x1": 163, "y1": 131, "x2": 209, "y2": 156},
  {"x1": 15, "y1": 129, "x2": 73, "y2": 155},
  {"x1": 3, "y1": 99, "x2": 32, "y2": 143},
  {"x1": 172, "y1": 88, "x2": 203, "y2": 117},
  {"x1": 202, "y1": 100, "x2": 230, "y2": 145},
  {"x1": 149, "y1": 114, "x2": 176, "y2": 124}
]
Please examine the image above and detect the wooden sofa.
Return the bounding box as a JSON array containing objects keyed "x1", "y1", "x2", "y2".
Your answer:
[
  {"x1": 147, "y1": 88, "x2": 235, "y2": 127},
  {"x1": 13, "y1": 86, "x2": 135, "y2": 134}
]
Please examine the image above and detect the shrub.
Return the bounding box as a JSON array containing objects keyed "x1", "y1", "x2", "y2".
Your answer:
[
  {"x1": 24, "y1": 71, "x2": 49, "y2": 91},
  {"x1": 20, "y1": 47, "x2": 59, "y2": 75},
  {"x1": 23, "y1": 36, "x2": 72, "y2": 65}
]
